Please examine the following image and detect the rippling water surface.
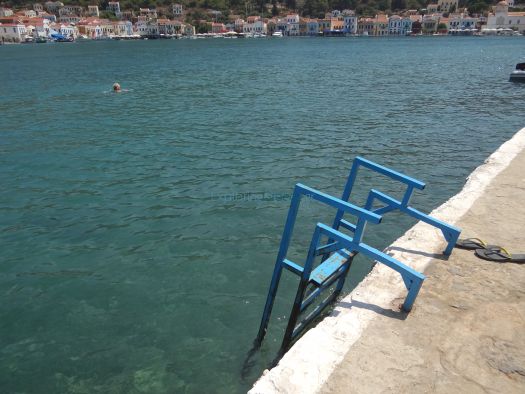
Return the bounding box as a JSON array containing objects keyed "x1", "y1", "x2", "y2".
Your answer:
[{"x1": 1, "y1": 37, "x2": 524, "y2": 393}]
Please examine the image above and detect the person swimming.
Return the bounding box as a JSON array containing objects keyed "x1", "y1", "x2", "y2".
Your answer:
[{"x1": 113, "y1": 83, "x2": 121, "y2": 92}]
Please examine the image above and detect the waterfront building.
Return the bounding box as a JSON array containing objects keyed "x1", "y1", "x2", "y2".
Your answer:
[
  {"x1": 211, "y1": 22, "x2": 226, "y2": 34},
  {"x1": 422, "y1": 14, "x2": 440, "y2": 34},
  {"x1": 87, "y1": 6, "x2": 99, "y2": 17},
  {"x1": 342, "y1": 11, "x2": 357, "y2": 34},
  {"x1": 448, "y1": 13, "x2": 478, "y2": 33},
  {"x1": 234, "y1": 18, "x2": 244, "y2": 33},
  {"x1": 373, "y1": 14, "x2": 389, "y2": 36},
  {"x1": 135, "y1": 19, "x2": 158, "y2": 36},
  {"x1": 157, "y1": 19, "x2": 177, "y2": 35},
  {"x1": 438, "y1": 0, "x2": 458, "y2": 13},
  {"x1": 112, "y1": 20, "x2": 133, "y2": 36},
  {"x1": 24, "y1": 17, "x2": 51, "y2": 38},
  {"x1": 183, "y1": 24, "x2": 195, "y2": 36},
  {"x1": 330, "y1": 17, "x2": 344, "y2": 31},
  {"x1": 358, "y1": 17, "x2": 374, "y2": 35},
  {"x1": 0, "y1": 23, "x2": 28, "y2": 42},
  {"x1": 318, "y1": 18, "x2": 331, "y2": 33},
  {"x1": 486, "y1": 1, "x2": 525, "y2": 34},
  {"x1": 389, "y1": 15, "x2": 412, "y2": 35},
  {"x1": 276, "y1": 19, "x2": 288, "y2": 34},
  {"x1": 286, "y1": 14, "x2": 300, "y2": 36},
  {"x1": 389, "y1": 15, "x2": 402, "y2": 34},
  {"x1": 59, "y1": 24, "x2": 78, "y2": 38},
  {"x1": 299, "y1": 18, "x2": 308, "y2": 35},
  {"x1": 243, "y1": 16, "x2": 267, "y2": 35},
  {"x1": 77, "y1": 17, "x2": 104, "y2": 38},
  {"x1": 306, "y1": 19, "x2": 319, "y2": 35},
  {"x1": 411, "y1": 20, "x2": 422, "y2": 34}
]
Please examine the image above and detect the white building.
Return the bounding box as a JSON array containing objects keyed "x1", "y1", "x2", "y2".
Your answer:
[
  {"x1": 448, "y1": 14, "x2": 478, "y2": 32},
  {"x1": 59, "y1": 24, "x2": 78, "y2": 38},
  {"x1": 343, "y1": 12, "x2": 357, "y2": 34},
  {"x1": 243, "y1": 17, "x2": 267, "y2": 35},
  {"x1": 0, "y1": 23, "x2": 28, "y2": 43},
  {"x1": 486, "y1": 1, "x2": 525, "y2": 34},
  {"x1": 0, "y1": 7, "x2": 14, "y2": 17},
  {"x1": 33, "y1": 4, "x2": 44, "y2": 12}
]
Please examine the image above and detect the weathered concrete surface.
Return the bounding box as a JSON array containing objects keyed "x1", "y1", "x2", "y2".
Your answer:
[
  {"x1": 250, "y1": 127, "x2": 525, "y2": 394},
  {"x1": 321, "y1": 146, "x2": 525, "y2": 394}
]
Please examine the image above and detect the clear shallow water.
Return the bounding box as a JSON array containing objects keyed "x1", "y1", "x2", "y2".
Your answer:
[{"x1": 0, "y1": 37, "x2": 524, "y2": 393}]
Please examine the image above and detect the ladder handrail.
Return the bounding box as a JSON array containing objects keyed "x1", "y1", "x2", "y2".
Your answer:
[
  {"x1": 354, "y1": 156, "x2": 426, "y2": 189},
  {"x1": 334, "y1": 157, "x2": 461, "y2": 255}
]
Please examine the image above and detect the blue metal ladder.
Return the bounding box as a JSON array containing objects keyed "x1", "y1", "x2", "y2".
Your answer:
[{"x1": 253, "y1": 158, "x2": 461, "y2": 354}]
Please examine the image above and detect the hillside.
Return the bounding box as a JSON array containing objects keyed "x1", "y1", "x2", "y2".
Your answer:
[{"x1": 0, "y1": 0, "x2": 505, "y2": 19}]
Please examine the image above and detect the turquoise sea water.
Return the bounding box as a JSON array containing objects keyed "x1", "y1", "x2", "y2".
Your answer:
[{"x1": 1, "y1": 37, "x2": 524, "y2": 393}]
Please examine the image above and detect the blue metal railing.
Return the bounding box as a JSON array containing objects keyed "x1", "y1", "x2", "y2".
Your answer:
[{"x1": 333, "y1": 157, "x2": 461, "y2": 255}]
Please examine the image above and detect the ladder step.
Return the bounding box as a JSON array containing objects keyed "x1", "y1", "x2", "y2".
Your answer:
[
  {"x1": 339, "y1": 219, "x2": 356, "y2": 232},
  {"x1": 282, "y1": 259, "x2": 304, "y2": 275},
  {"x1": 309, "y1": 249, "x2": 353, "y2": 286}
]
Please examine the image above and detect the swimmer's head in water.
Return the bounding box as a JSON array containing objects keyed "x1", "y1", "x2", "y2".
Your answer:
[{"x1": 113, "y1": 83, "x2": 121, "y2": 92}]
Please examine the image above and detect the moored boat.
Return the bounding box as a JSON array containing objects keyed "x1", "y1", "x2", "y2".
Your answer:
[{"x1": 510, "y1": 63, "x2": 525, "y2": 83}]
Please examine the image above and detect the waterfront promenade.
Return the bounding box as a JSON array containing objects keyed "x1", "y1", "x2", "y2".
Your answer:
[
  {"x1": 322, "y1": 144, "x2": 525, "y2": 393},
  {"x1": 250, "y1": 127, "x2": 525, "y2": 393}
]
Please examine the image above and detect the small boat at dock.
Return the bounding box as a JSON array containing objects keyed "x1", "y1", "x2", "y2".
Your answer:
[{"x1": 510, "y1": 63, "x2": 525, "y2": 83}]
